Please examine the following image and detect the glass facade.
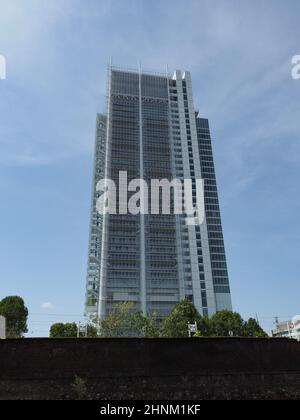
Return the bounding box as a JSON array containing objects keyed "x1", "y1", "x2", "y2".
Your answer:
[
  {"x1": 85, "y1": 67, "x2": 232, "y2": 318},
  {"x1": 196, "y1": 117, "x2": 232, "y2": 311}
]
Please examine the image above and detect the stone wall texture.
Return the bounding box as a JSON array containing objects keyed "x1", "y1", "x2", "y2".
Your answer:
[{"x1": 0, "y1": 337, "x2": 300, "y2": 400}]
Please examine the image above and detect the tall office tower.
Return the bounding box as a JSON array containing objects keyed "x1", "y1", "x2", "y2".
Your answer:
[{"x1": 85, "y1": 66, "x2": 232, "y2": 319}]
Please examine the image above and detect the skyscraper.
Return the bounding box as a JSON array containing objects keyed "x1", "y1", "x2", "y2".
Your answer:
[{"x1": 85, "y1": 66, "x2": 232, "y2": 319}]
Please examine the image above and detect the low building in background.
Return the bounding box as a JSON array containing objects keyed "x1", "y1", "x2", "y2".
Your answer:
[
  {"x1": 0, "y1": 316, "x2": 6, "y2": 339},
  {"x1": 272, "y1": 315, "x2": 300, "y2": 341}
]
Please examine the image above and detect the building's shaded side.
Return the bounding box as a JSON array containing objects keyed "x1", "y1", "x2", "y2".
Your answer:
[{"x1": 196, "y1": 117, "x2": 232, "y2": 311}]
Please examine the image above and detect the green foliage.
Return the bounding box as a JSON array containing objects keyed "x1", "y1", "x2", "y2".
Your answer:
[
  {"x1": 198, "y1": 316, "x2": 212, "y2": 337},
  {"x1": 209, "y1": 310, "x2": 245, "y2": 337},
  {"x1": 92, "y1": 302, "x2": 159, "y2": 338},
  {"x1": 72, "y1": 376, "x2": 91, "y2": 400},
  {"x1": 244, "y1": 318, "x2": 267, "y2": 337},
  {"x1": 86, "y1": 324, "x2": 98, "y2": 337},
  {"x1": 52, "y1": 299, "x2": 267, "y2": 340},
  {"x1": 208, "y1": 311, "x2": 267, "y2": 337},
  {"x1": 159, "y1": 299, "x2": 205, "y2": 337},
  {"x1": 0, "y1": 296, "x2": 28, "y2": 338},
  {"x1": 48, "y1": 303, "x2": 267, "y2": 340},
  {"x1": 130, "y1": 310, "x2": 159, "y2": 338},
  {"x1": 50, "y1": 322, "x2": 78, "y2": 338},
  {"x1": 96, "y1": 301, "x2": 134, "y2": 337},
  {"x1": 49, "y1": 322, "x2": 98, "y2": 338}
]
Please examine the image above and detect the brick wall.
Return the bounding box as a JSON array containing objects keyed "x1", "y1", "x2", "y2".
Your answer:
[{"x1": 0, "y1": 337, "x2": 299, "y2": 400}]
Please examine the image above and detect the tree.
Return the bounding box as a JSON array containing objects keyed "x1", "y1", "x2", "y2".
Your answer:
[
  {"x1": 72, "y1": 376, "x2": 91, "y2": 400},
  {"x1": 50, "y1": 322, "x2": 78, "y2": 338},
  {"x1": 0, "y1": 296, "x2": 28, "y2": 338},
  {"x1": 96, "y1": 301, "x2": 134, "y2": 337},
  {"x1": 86, "y1": 324, "x2": 98, "y2": 337},
  {"x1": 130, "y1": 310, "x2": 159, "y2": 338},
  {"x1": 244, "y1": 318, "x2": 267, "y2": 337},
  {"x1": 160, "y1": 299, "x2": 207, "y2": 337},
  {"x1": 92, "y1": 302, "x2": 160, "y2": 338},
  {"x1": 209, "y1": 310, "x2": 245, "y2": 337},
  {"x1": 49, "y1": 322, "x2": 97, "y2": 338}
]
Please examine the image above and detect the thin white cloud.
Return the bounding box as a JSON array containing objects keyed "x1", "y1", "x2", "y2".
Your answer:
[
  {"x1": 0, "y1": 153, "x2": 52, "y2": 166},
  {"x1": 41, "y1": 302, "x2": 54, "y2": 310}
]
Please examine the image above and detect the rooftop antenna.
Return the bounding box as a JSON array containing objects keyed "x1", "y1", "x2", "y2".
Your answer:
[{"x1": 138, "y1": 60, "x2": 142, "y2": 75}]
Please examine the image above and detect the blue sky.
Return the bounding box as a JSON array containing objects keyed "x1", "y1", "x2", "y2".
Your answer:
[{"x1": 0, "y1": 0, "x2": 299, "y2": 336}]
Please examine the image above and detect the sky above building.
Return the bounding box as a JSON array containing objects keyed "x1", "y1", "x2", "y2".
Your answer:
[{"x1": 0, "y1": 0, "x2": 299, "y2": 336}]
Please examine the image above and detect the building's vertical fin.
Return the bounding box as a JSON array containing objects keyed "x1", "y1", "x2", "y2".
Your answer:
[
  {"x1": 85, "y1": 114, "x2": 106, "y2": 316},
  {"x1": 166, "y1": 68, "x2": 185, "y2": 301},
  {"x1": 138, "y1": 64, "x2": 147, "y2": 315},
  {"x1": 183, "y1": 71, "x2": 217, "y2": 316},
  {"x1": 97, "y1": 63, "x2": 113, "y2": 319},
  {"x1": 172, "y1": 70, "x2": 202, "y2": 314}
]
